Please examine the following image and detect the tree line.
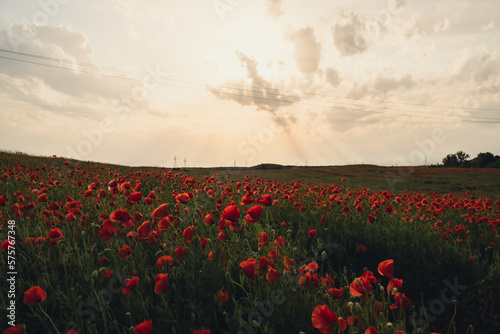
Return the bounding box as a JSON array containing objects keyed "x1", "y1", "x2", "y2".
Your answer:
[{"x1": 441, "y1": 151, "x2": 500, "y2": 168}]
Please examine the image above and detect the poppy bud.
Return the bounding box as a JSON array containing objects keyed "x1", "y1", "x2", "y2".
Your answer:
[
  {"x1": 386, "y1": 322, "x2": 393, "y2": 329},
  {"x1": 126, "y1": 312, "x2": 131, "y2": 317},
  {"x1": 191, "y1": 312, "x2": 196, "y2": 321},
  {"x1": 252, "y1": 320, "x2": 261, "y2": 327},
  {"x1": 347, "y1": 302, "x2": 353, "y2": 311},
  {"x1": 91, "y1": 270, "x2": 98, "y2": 279},
  {"x1": 355, "y1": 302, "x2": 362, "y2": 313},
  {"x1": 321, "y1": 251, "x2": 327, "y2": 260}
]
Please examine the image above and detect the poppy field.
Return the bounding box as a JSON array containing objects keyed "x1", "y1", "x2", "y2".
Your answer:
[{"x1": 1, "y1": 152, "x2": 499, "y2": 334}]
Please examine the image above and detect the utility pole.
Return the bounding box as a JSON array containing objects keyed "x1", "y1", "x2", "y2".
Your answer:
[
  {"x1": 174, "y1": 156, "x2": 177, "y2": 168},
  {"x1": 234, "y1": 159, "x2": 236, "y2": 168},
  {"x1": 184, "y1": 158, "x2": 186, "y2": 168}
]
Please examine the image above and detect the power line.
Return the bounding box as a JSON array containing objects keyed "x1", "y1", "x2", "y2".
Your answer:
[
  {"x1": 0, "y1": 49, "x2": 499, "y2": 124},
  {"x1": 2, "y1": 47, "x2": 499, "y2": 112}
]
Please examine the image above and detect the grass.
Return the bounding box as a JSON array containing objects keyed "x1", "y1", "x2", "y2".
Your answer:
[{"x1": 0, "y1": 151, "x2": 499, "y2": 334}]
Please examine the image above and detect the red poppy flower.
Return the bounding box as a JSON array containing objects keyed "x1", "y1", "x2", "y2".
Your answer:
[
  {"x1": 23, "y1": 286, "x2": 47, "y2": 306},
  {"x1": 129, "y1": 191, "x2": 142, "y2": 203},
  {"x1": 215, "y1": 290, "x2": 229, "y2": 306},
  {"x1": 151, "y1": 204, "x2": 168, "y2": 220},
  {"x1": 258, "y1": 232, "x2": 269, "y2": 250},
  {"x1": 364, "y1": 326, "x2": 380, "y2": 334},
  {"x1": 360, "y1": 271, "x2": 377, "y2": 284},
  {"x1": 390, "y1": 293, "x2": 410, "y2": 309},
  {"x1": 240, "y1": 258, "x2": 257, "y2": 280},
  {"x1": 193, "y1": 330, "x2": 210, "y2": 334},
  {"x1": 110, "y1": 209, "x2": 134, "y2": 229},
  {"x1": 367, "y1": 215, "x2": 376, "y2": 223},
  {"x1": 203, "y1": 214, "x2": 215, "y2": 225},
  {"x1": 37, "y1": 193, "x2": 47, "y2": 202},
  {"x1": 311, "y1": 304, "x2": 339, "y2": 334},
  {"x1": 182, "y1": 226, "x2": 195, "y2": 245},
  {"x1": 377, "y1": 259, "x2": 394, "y2": 279},
  {"x1": 3, "y1": 324, "x2": 26, "y2": 334},
  {"x1": 221, "y1": 205, "x2": 240, "y2": 223},
  {"x1": 174, "y1": 245, "x2": 186, "y2": 261},
  {"x1": 387, "y1": 278, "x2": 403, "y2": 294},
  {"x1": 357, "y1": 245, "x2": 367, "y2": 253},
  {"x1": 259, "y1": 194, "x2": 272, "y2": 206},
  {"x1": 175, "y1": 193, "x2": 190, "y2": 204},
  {"x1": 218, "y1": 231, "x2": 228, "y2": 242},
  {"x1": 308, "y1": 229, "x2": 317, "y2": 238},
  {"x1": 266, "y1": 267, "x2": 280, "y2": 284},
  {"x1": 122, "y1": 276, "x2": 139, "y2": 295},
  {"x1": 326, "y1": 287, "x2": 344, "y2": 299},
  {"x1": 154, "y1": 273, "x2": 169, "y2": 294},
  {"x1": 156, "y1": 255, "x2": 174, "y2": 268},
  {"x1": 118, "y1": 245, "x2": 132, "y2": 258},
  {"x1": 98, "y1": 220, "x2": 116, "y2": 242},
  {"x1": 136, "y1": 221, "x2": 152, "y2": 239},
  {"x1": 277, "y1": 236, "x2": 285, "y2": 247},
  {"x1": 350, "y1": 277, "x2": 371, "y2": 298},
  {"x1": 134, "y1": 319, "x2": 152, "y2": 334},
  {"x1": 245, "y1": 205, "x2": 263, "y2": 221}
]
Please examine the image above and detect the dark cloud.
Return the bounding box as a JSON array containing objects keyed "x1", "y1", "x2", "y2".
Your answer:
[
  {"x1": 331, "y1": 13, "x2": 368, "y2": 56},
  {"x1": 209, "y1": 50, "x2": 299, "y2": 112},
  {"x1": 267, "y1": 0, "x2": 283, "y2": 19},
  {"x1": 285, "y1": 26, "x2": 321, "y2": 75}
]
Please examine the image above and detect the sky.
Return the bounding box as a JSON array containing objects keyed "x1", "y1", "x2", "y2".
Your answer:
[{"x1": 0, "y1": 0, "x2": 499, "y2": 168}]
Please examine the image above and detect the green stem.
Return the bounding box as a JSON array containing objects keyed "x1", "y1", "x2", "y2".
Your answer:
[{"x1": 37, "y1": 304, "x2": 59, "y2": 334}]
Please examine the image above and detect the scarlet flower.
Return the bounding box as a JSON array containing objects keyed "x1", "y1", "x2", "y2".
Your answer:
[
  {"x1": 23, "y1": 286, "x2": 47, "y2": 306},
  {"x1": 175, "y1": 193, "x2": 190, "y2": 204},
  {"x1": 387, "y1": 278, "x2": 403, "y2": 294},
  {"x1": 174, "y1": 245, "x2": 186, "y2": 261},
  {"x1": 364, "y1": 326, "x2": 380, "y2": 334},
  {"x1": 137, "y1": 221, "x2": 152, "y2": 239},
  {"x1": 129, "y1": 191, "x2": 142, "y2": 203},
  {"x1": 390, "y1": 293, "x2": 410, "y2": 309},
  {"x1": 110, "y1": 209, "x2": 134, "y2": 229},
  {"x1": 218, "y1": 231, "x2": 228, "y2": 242},
  {"x1": 266, "y1": 267, "x2": 280, "y2": 284},
  {"x1": 193, "y1": 331, "x2": 210, "y2": 334},
  {"x1": 367, "y1": 215, "x2": 376, "y2": 223},
  {"x1": 377, "y1": 259, "x2": 394, "y2": 279},
  {"x1": 259, "y1": 194, "x2": 272, "y2": 206},
  {"x1": 360, "y1": 271, "x2": 377, "y2": 284},
  {"x1": 357, "y1": 245, "x2": 367, "y2": 253},
  {"x1": 326, "y1": 287, "x2": 344, "y2": 299},
  {"x1": 350, "y1": 277, "x2": 372, "y2": 298},
  {"x1": 277, "y1": 236, "x2": 285, "y2": 247},
  {"x1": 221, "y1": 205, "x2": 240, "y2": 223},
  {"x1": 122, "y1": 276, "x2": 139, "y2": 295},
  {"x1": 240, "y1": 258, "x2": 257, "y2": 280},
  {"x1": 311, "y1": 305, "x2": 339, "y2": 334},
  {"x1": 156, "y1": 255, "x2": 174, "y2": 268},
  {"x1": 3, "y1": 324, "x2": 25, "y2": 334},
  {"x1": 182, "y1": 226, "x2": 195, "y2": 245},
  {"x1": 258, "y1": 232, "x2": 269, "y2": 250},
  {"x1": 154, "y1": 273, "x2": 169, "y2": 294},
  {"x1": 118, "y1": 245, "x2": 132, "y2": 258},
  {"x1": 151, "y1": 204, "x2": 168, "y2": 220},
  {"x1": 203, "y1": 214, "x2": 215, "y2": 225},
  {"x1": 308, "y1": 229, "x2": 317, "y2": 238},
  {"x1": 37, "y1": 193, "x2": 47, "y2": 202},
  {"x1": 134, "y1": 320, "x2": 152, "y2": 334},
  {"x1": 245, "y1": 205, "x2": 263, "y2": 220},
  {"x1": 215, "y1": 290, "x2": 229, "y2": 306}
]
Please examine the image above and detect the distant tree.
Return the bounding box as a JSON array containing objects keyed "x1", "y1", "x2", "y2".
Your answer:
[
  {"x1": 442, "y1": 154, "x2": 459, "y2": 167},
  {"x1": 476, "y1": 152, "x2": 496, "y2": 168},
  {"x1": 455, "y1": 151, "x2": 469, "y2": 165}
]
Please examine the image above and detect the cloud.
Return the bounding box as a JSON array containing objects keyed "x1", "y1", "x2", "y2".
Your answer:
[
  {"x1": 331, "y1": 13, "x2": 368, "y2": 56},
  {"x1": 209, "y1": 51, "x2": 299, "y2": 112},
  {"x1": 324, "y1": 67, "x2": 341, "y2": 87},
  {"x1": 0, "y1": 23, "x2": 161, "y2": 116},
  {"x1": 285, "y1": 26, "x2": 321, "y2": 76},
  {"x1": 267, "y1": 0, "x2": 283, "y2": 19}
]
